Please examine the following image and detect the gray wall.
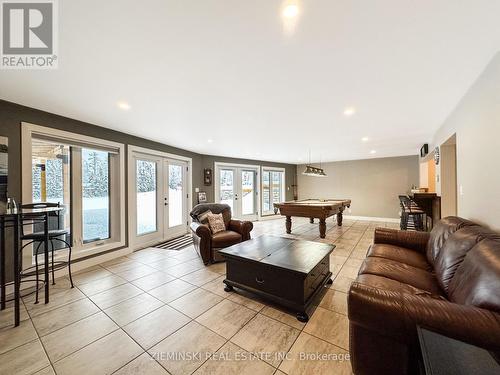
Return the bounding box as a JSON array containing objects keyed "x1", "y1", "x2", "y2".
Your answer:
[
  {"x1": 429, "y1": 51, "x2": 500, "y2": 231},
  {"x1": 297, "y1": 156, "x2": 419, "y2": 218}
]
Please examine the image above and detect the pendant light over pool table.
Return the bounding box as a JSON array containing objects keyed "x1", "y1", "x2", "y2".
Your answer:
[{"x1": 302, "y1": 151, "x2": 327, "y2": 177}]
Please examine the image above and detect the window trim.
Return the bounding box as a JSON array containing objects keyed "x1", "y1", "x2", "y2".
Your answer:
[{"x1": 21, "y1": 122, "x2": 126, "y2": 263}]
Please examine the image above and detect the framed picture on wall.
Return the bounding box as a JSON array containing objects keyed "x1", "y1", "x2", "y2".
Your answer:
[
  {"x1": 198, "y1": 191, "x2": 207, "y2": 203},
  {"x1": 0, "y1": 137, "x2": 7, "y2": 202},
  {"x1": 204, "y1": 168, "x2": 212, "y2": 186}
]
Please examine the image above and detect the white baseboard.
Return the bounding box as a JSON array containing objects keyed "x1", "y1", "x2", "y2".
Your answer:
[
  {"x1": 344, "y1": 215, "x2": 399, "y2": 223},
  {"x1": 257, "y1": 215, "x2": 283, "y2": 221},
  {"x1": 71, "y1": 246, "x2": 135, "y2": 272}
]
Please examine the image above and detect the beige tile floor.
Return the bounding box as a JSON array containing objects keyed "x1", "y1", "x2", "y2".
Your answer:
[{"x1": 0, "y1": 217, "x2": 399, "y2": 375}]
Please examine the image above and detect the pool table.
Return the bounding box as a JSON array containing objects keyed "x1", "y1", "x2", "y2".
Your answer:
[{"x1": 273, "y1": 199, "x2": 352, "y2": 238}]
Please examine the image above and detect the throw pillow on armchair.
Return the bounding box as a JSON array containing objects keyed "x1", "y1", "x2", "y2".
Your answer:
[{"x1": 208, "y1": 212, "x2": 225, "y2": 234}]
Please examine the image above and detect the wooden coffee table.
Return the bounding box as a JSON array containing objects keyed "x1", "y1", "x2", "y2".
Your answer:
[{"x1": 218, "y1": 235, "x2": 334, "y2": 322}]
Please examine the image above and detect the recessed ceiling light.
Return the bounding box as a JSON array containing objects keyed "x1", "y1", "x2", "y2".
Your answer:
[
  {"x1": 207, "y1": 139, "x2": 213, "y2": 143},
  {"x1": 282, "y1": 4, "x2": 299, "y2": 18},
  {"x1": 344, "y1": 107, "x2": 356, "y2": 117},
  {"x1": 361, "y1": 137, "x2": 369, "y2": 142},
  {"x1": 370, "y1": 150, "x2": 377, "y2": 154},
  {"x1": 117, "y1": 101, "x2": 130, "y2": 110}
]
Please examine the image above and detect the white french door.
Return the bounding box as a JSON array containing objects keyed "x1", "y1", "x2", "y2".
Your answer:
[
  {"x1": 216, "y1": 164, "x2": 258, "y2": 221},
  {"x1": 130, "y1": 150, "x2": 189, "y2": 247},
  {"x1": 163, "y1": 159, "x2": 188, "y2": 238}
]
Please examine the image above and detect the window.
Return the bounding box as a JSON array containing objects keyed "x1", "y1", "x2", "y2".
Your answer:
[
  {"x1": 168, "y1": 164, "x2": 184, "y2": 227},
  {"x1": 262, "y1": 168, "x2": 285, "y2": 215},
  {"x1": 32, "y1": 141, "x2": 71, "y2": 206},
  {"x1": 272, "y1": 171, "x2": 283, "y2": 205},
  {"x1": 31, "y1": 140, "x2": 71, "y2": 251},
  {"x1": 82, "y1": 149, "x2": 110, "y2": 242},
  {"x1": 241, "y1": 170, "x2": 255, "y2": 215},
  {"x1": 23, "y1": 123, "x2": 125, "y2": 264},
  {"x1": 136, "y1": 160, "x2": 157, "y2": 235},
  {"x1": 219, "y1": 169, "x2": 234, "y2": 212},
  {"x1": 262, "y1": 172, "x2": 270, "y2": 212}
]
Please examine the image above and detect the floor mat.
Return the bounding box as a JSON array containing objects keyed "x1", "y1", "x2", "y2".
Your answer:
[{"x1": 154, "y1": 234, "x2": 193, "y2": 250}]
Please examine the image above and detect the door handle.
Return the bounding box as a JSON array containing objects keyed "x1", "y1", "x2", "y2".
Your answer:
[{"x1": 255, "y1": 277, "x2": 264, "y2": 284}]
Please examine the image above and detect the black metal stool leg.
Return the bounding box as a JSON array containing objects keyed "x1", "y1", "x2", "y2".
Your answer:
[
  {"x1": 34, "y1": 242, "x2": 42, "y2": 304},
  {"x1": 66, "y1": 242, "x2": 74, "y2": 288},
  {"x1": 54, "y1": 238, "x2": 74, "y2": 288},
  {"x1": 402, "y1": 212, "x2": 408, "y2": 230},
  {"x1": 50, "y1": 240, "x2": 55, "y2": 285}
]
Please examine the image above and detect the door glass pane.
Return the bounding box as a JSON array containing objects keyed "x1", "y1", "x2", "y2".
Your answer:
[
  {"x1": 262, "y1": 171, "x2": 270, "y2": 212},
  {"x1": 271, "y1": 171, "x2": 283, "y2": 204},
  {"x1": 136, "y1": 160, "x2": 157, "y2": 235},
  {"x1": 31, "y1": 139, "x2": 71, "y2": 252},
  {"x1": 241, "y1": 170, "x2": 255, "y2": 215},
  {"x1": 168, "y1": 164, "x2": 184, "y2": 227},
  {"x1": 82, "y1": 149, "x2": 110, "y2": 242},
  {"x1": 219, "y1": 169, "x2": 234, "y2": 212}
]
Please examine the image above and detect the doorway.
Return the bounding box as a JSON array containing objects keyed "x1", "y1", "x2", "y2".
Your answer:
[
  {"x1": 215, "y1": 163, "x2": 259, "y2": 221},
  {"x1": 440, "y1": 134, "x2": 458, "y2": 217},
  {"x1": 129, "y1": 147, "x2": 191, "y2": 248}
]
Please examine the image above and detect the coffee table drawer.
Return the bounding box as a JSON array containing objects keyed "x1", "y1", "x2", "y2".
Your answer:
[
  {"x1": 226, "y1": 258, "x2": 304, "y2": 302},
  {"x1": 304, "y1": 256, "x2": 329, "y2": 300}
]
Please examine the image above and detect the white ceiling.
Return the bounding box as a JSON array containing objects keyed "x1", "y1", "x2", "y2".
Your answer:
[{"x1": 1, "y1": 0, "x2": 500, "y2": 164}]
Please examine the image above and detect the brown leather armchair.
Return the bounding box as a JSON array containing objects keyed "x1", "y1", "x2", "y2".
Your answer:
[
  {"x1": 190, "y1": 203, "x2": 253, "y2": 265},
  {"x1": 348, "y1": 217, "x2": 500, "y2": 375}
]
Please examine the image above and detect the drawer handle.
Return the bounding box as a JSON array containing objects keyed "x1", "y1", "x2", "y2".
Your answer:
[
  {"x1": 255, "y1": 277, "x2": 265, "y2": 284},
  {"x1": 310, "y1": 274, "x2": 315, "y2": 277}
]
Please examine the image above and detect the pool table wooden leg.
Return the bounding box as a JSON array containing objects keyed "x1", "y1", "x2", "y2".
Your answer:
[
  {"x1": 286, "y1": 216, "x2": 292, "y2": 234},
  {"x1": 309, "y1": 218, "x2": 314, "y2": 223},
  {"x1": 337, "y1": 210, "x2": 344, "y2": 226},
  {"x1": 319, "y1": 218, "x2": 326, "y2": 238}
]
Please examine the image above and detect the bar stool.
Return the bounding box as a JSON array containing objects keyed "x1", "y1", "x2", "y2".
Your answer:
[
  {"x1": 399, "y1": 196, "x2": 425, "y2": 231},
  {"x1": 20, "y1": 202, "x2": 74, "y2": 304}
]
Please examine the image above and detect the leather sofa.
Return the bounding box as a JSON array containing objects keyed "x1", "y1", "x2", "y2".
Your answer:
[
  {"x1": 348, "y1": 216, "x2": 500, "y2": 375},
  {"x1": 190, "y1": 203, "x2": 253, "y2": 265}
]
